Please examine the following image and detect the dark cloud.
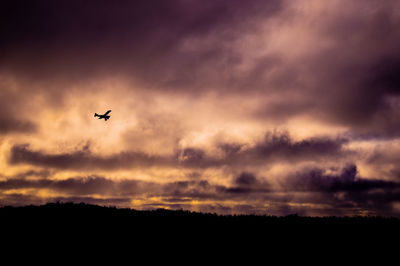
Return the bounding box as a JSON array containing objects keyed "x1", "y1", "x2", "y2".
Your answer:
[
  {"x1": 232, "y1": 1, "x2": 400, "y2": 137},
  {"x1": 218, "y1": 143, "x2": 243, "y2": 155},
  {"x1": 213, "y1": 132, "x2": 350, "y2": 167},
  {"x1": 326, "y1": 56, "x2": 400, "y2": 139},
  {"x1": 0, "y1": 118, "x2": 36, "y2": 134},
  {"x1": 342, "y1": 188, "x2": 400, "y2": 217},
  {"x1": 178, "y1": 148, "x2": 205, "y2": 164},
  {"x1": 284, "y1": 164, "x2": 400, "y2": 193},
  {"x1": 184, "y1": 132, "x2": 350, "y2": 167},
  {"x1": 9, "y1": 144, "x2": 173, "y2": 170},
  {"x1": 0, "y1": 175, "x2": 264, "y2": 200},
  {"x1": 249, "y1": 132, "x2": 349, "y2": 162},
  {"x1": 1, "y1": 0, "x2": 400, "y2": 134},
  {"x1": 2, "y1": 0, "x2": 400, "y2": 137},
  {"x1": 0, "y1": 172, "x2": 269, "y2": 203},
  {"x1": 0, "y1": 193, "x2": 47, "y2": 207},
  {"x1": 0, "y1": 176, "x2": 161, "y2": 197},
  {"x1": 0, "y1": 0, "x2": 282, "y2": 90},
  {"x1": 9, "y1": 132, "x2": 349, "y2": 170},
  {"x1": 306, "y1": 5, "x2": 400, "y2": 137},
  {"x1": 1, "y1": 169, "x2": 52, "y2": 179},
  {"x1": 235, "y1": 172, "x2": 258, "y2": 186},
  {"x1": 277, "y1": 164, "x2": 400, "y2": 216},
  {"x1": 1, "y1": 165, "x2": 400, "y2": 216}
]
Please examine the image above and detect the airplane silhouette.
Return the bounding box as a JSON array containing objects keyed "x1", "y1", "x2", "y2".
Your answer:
[{"x1": 94, "y1": 110, "x2": 111, "y2": 121}]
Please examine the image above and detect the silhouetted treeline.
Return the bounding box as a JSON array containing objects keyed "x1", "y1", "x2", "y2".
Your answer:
[
  {"x1": 1, "y1": 202, "x2": 399, "y2": 229},
  {"x1": 2, "y1": 202, "x2": 400, "y2": 248}
]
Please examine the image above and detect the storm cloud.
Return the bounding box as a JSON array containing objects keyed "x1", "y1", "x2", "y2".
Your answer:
[
  {"x1": 9, "y1": 132, "x2": 349, "y2": 170},
  {"x1": 2, "y1": 165, "x2": 400, "y2": 216},
  {"x1": 0, "y1": 0, "x2": 283, "y2": 90}
]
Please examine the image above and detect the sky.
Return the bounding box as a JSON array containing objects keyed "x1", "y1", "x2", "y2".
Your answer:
[{"x1": 1, "y1": 0, "x2": 400, "y2": 216}]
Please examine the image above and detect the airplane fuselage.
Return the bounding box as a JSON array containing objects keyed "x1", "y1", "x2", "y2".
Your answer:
[{"x1": 94, "y1": 110, "x2": 111, "y2": 121}]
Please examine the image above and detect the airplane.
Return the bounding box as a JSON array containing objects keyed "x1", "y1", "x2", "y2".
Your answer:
[{"x1": 94, "y1": 110, "x2": 111, "y2": 121}]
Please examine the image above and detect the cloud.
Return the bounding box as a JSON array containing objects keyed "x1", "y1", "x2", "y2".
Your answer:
[
  {"x1": 0, "y1": 175, "x2": 263, "y2": 200},
  {"x1": 0, "y1": 118, "x2": 36, "y2": 134},
  {"x1": 9, "y1": 131, "x2": 350, "y2": 170},
  {"x1": 0, "y1": 85, "x2": 37, "y2": 135},
  {"x1": 0, "y1": 169, "x2": 51, "y2": 179},
  {"x1": 0, "y1": 0, "x2": 283, "y2": 91},
  {"x1": 9, "y1": 144, "x2": 173, "y2": 170},
  {"x1": 234, "y1": 172, "x2": 258, "y2": 186},
  {"x1": 0, "y1": 176, "x2": 142, "y2": 196},
  {"x1": 1, "y1": 0, "x2": 400, "y2": 130},
  {"x1": 247, "y1": 131, "x2": 349, "y2": 162},
  {"x1": 302, "y1": 3, "x2": 400, "y2": 137},
  {"x1": 2, "y1": 0, "x2": 400, "y2": 137},
  {"x1": 2, "y1": 165, "x2": 400, "y2": 216},
  {"x1": 277, "y1": 164, "x2": 400, "y2": 216},
  {"x1": 283, "y1": 164, "x2": 400, "y2": 193},
  {"x1": 364, "y1": 145, "x2": 400, "y2": 180}
]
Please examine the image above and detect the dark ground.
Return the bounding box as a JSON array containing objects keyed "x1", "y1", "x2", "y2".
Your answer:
[
  {"x1": 2, "y1": 202, "x2": 399, "y2": 235},
  {"x1": 1, "y1": 202, "x2": 399, "y2": 255},
  {"x1": 2, "y1": 202, "x2": 396, "y2": 262}
]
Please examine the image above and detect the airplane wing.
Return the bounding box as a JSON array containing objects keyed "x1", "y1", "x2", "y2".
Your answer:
[{"x1": 104, "y1": 110, "x2": 112, "y2": 115}]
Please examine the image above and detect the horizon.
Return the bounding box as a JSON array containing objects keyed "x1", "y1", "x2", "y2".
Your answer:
[
  {"x1": 3, "y1": 201, "x2": 400, "y2": 219},
  {"x1": 2, "y1": 0, "x2": 400, "y2": 217}
]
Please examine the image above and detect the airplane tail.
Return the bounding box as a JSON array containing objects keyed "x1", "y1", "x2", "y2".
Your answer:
[{"x1": 94, "y1": 113, "x2": 98, "y2": 117}]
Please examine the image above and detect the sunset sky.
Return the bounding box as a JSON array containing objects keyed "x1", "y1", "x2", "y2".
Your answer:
[{"x1": 1, "y1": 0, "x2": 400, "y2": 216}]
